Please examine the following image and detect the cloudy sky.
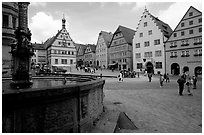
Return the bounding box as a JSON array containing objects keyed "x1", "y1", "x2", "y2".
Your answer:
[{"x1": 28, "y1": 1, "x2": 202, "y2": 44}]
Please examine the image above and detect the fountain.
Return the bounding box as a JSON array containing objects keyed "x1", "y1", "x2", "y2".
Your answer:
[
  {"x1": 10, "y1": 2, "x2": 34, "y2": 89},
  {"x1": 3, "y1": 2, "x2": 105, "y2": 133}
]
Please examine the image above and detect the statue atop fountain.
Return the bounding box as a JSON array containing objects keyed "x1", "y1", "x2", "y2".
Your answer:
[{"x1": 10, "y1": 2, "x2": 34, "y2": 89}]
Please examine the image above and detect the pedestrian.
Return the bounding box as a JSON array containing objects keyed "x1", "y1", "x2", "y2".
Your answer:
[
  {"x1": 186, "y1": 75, "x2": 193, "y2": 96},
  {"x1": 177, "y1": 75, "x2": 186, "y2": 96},
  {"x1": 166, "y1": 73, "x2": 170, "y2": 82},
  {"x1": 192, "y1": 75, "x2": 197, "y2": 89},
  {"x1": 148, "y1": 73, "x2": 152, "y2": 82},
  {"x1": 163, "y1": 73, "x2": 167, "y2": 82},
  {"x1": 118, "y1": 71, "x2": 123, "y2": 82},
  {"x1": 159, "y1": 73, "x2": 164, "y2": 87}
]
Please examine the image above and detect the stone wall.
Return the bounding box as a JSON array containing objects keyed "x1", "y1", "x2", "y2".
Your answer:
[{"x1": 2, "y1": 79, "x2": 105, "y2": 133}]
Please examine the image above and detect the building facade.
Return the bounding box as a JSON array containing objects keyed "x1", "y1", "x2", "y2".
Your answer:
[
  {"x1": 165, "y1": 6, "x2": 202, "y2": 77},
  {"x1": 2, "y1": 2, "x2": 19, "y2": 69},
  {"x1": 109, "y1": 25, "x2": 135, "y2": 71},
  {"x1": 32, "y1": 43, "x2": 47, "y2": 67},
  {"x1": 133, "y1": 8, "x2": 172, "y2": 74},
  {"x1": 45, "y1": 17, "x2": 76, "y2": 71},
  {"x1": 84, "y1": 44, "x2": 96, "y2": 67},
  {"x1": 76, "y1": 43, "x2": 87, "y2": 67},
  {"x1": 96, "y1": 31, "x2": 112, "y2": 69}
]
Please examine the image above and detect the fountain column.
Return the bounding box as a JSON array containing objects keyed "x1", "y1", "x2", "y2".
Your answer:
[{"x1": 10, "y1": 2, "x2": 34, "y2": 89}]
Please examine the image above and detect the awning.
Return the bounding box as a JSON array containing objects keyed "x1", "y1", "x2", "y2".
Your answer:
[
  {"x1": 52, "y1": 64, "x2": 71, "y2": 67},
  {"x1": 108, "y1": 63, "x2": 118, "y2": 66}
]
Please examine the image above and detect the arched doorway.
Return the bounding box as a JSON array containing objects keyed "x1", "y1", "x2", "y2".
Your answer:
[
  {"x1": 195, "y1": 66, "x2": 202, "y2": 77},
  {"x1": 171, "y1": 63, "x2": 180, "y2": 75},
  {"x1": 183, "y1": 66, "x2": 189, "y2": 73},
  {"x1": 146, "y1": 62, "x2": 153, "y2": 74}
]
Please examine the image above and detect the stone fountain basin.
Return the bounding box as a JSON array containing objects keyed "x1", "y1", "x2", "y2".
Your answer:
[{"x1": 2, "y1": 76, "x2": 105, "y2": 133}]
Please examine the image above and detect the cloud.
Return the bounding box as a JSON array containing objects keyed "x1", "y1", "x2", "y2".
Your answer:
[
  {"x1": 30, "y1": 2, "x2": 47, "y2": 7},
  {"x1": 157, "y1": 2, "x2": 202, "y2": 30},
  {"x1": 29, "y1": 12, "x2": 61, "y2": 43}
]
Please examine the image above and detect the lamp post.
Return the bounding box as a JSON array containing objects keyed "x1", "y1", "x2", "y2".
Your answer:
[{"x1": 10, "y1": 2, "x2": 34, "y2": 89}]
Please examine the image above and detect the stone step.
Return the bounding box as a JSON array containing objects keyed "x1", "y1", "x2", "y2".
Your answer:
[{"x1": 90, "y1": 110, "x2": 120, "y2": 133}]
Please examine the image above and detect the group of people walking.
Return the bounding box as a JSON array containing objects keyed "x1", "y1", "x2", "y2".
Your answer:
[
  {"x1": 177, "y1": 72, "x2": 197, "y2": 96},
  {"x1": 118, "y1": 70, "x2": 198, "y2": 96}
]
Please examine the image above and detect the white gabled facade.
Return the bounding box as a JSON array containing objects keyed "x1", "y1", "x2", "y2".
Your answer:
[
  {"x1": 133, "y1": 8, "x2": 172, "y2": 74},
  {"x1": 45, "y1": 17, "x2": 76, "y2": 71}
]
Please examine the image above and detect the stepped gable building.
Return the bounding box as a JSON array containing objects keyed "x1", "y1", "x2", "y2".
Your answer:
[
  {"x1": 109, "y1": 25, "x2": 135, "y2": 71},
  {"x1": 76, "y1": 43, "x2": 87, "y2": 67},
  {"x1": 44, "y1": 16, "x2": 76, "y2": 71},
  {"x1": 96, "y1": 31, "x2": 113, "y2": 69},
  {"x1": 84, "y1": 44, "x2": 96, "y2": 67},
  {"x1": 2, "y1": 2, "x2": 19, "y2": 69},
  {"x1": 32, "y1": 43, "x2": 47, "y2": 66},
  {"x1": 165, "y1": 6, "x2": 202, "y2": 76},
  {"x1": 133, "y1": 8, "x2": 172, "y2": 74}
]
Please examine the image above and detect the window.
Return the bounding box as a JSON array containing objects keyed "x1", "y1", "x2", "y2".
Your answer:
[
  {"x1": 155, "y1": 50, "x2": 162, "y2": 57},
  {"x1": 181, "y1": 22, "x2": 185, "y2": 27},
  {"x1": 72, "y1": 51, "x2": 74, "y2": 55},
  {"x1": 199, "y1": 27, "x2": 202, "y2": 33},
  {"x1": 189, "y1": 20, "x2": 193, "y2": 25},
  {"x1": 148, "y1": 30, "x2": 152, "y2": 35},
  {"x1": 154, "y1": 39, "x2": 160, "y2": 45},
  {"x1": 139, "y1": 33, "x2": 143, "y2": 37},
  {"x1": 61, "y1": 59, "x2": 67, "y2": 64},
  {"x1": 181, "y1": 31, "x2": 185, "y2": 36},
  {"x1": 170, "y1": 52, "x2": 177, "y2": 58},
  {"x1": 144, "y1": 22, "x2": 147, "y2": 27},
  {"x1": 12, "y1": 17, "x2": 16, "y2": 29},
  {"x1": 189, "y1": 29, "x2": 193, "y2": 34},
  {"x1": 174, "y1": 33, "x2": 177, "y2": 37},
  {"x1": 137, "y1": 63, "x2": 142, "y2": 69},
  {"x1": 70, "y1": 59, "x2": 73, "y2": 64},
  {"x1": 135, "y1": 53, "x2": 141, "y2": 58},
  {"x1": 68, "y1": 43, "x2": 70, "y2": 46},
  {"x1": 135, "y1": 43, "x2": 140, "y2": 48},
  {"x1": 189, "y1": 12, "x2": 193, "y2": 16},
  {"x1": 144, "y1": 41, "x2": 150, "y2": 47},
  {"x1": 55, "y1": 59, "x2": 58, "y2": 64},
  {"x1": 58, "y1": 41, "x2": 61, "y2": 45},
  {"x1": 3, "y1": 14, "x2": 9, "y2": 27},
  {"x1": 155, "y1": 62, "x2": 162, "y2": 69},
  {"x1": 144, "y1": 51, "x2": 152, "y2": 58},
  {"x1": 198, "y1": 18, "x2": 202, "y2": 23}
]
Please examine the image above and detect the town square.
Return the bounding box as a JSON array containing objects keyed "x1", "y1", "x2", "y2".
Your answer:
[{"x1": 2, "y1": 2, "x2": 202, "y2": 133}]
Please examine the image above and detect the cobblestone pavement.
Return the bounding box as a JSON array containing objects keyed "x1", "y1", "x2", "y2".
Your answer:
[{"x1": 103, "y1": 76, "x2": 202, "y2": 133}]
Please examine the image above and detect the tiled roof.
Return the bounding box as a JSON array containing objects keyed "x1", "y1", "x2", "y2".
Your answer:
[
  {"x1": 100, "y1": 31, "x2": 113, "y2": 47},
  {"x1": 148, "y1": 11, "x2": 173, "y2": 38},
  {"x1": 88, "y1": 44, "x2": 96, "y2": 53},
  {"x1": 76, "y1": 43, "x2": 87, "y2": 55},
  {"x1": 44, "y1": 29, "x2": 63, "y2": 49},
  {"x1": 109, "y1": 25, "x2": 135, "y2": 48},
  {"x1": 33, "y1": 43, "x2": 46, "y2": 50}
]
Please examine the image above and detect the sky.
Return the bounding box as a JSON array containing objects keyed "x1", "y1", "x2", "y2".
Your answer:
[{"x1": 27, "y1": 1, "x2": 202, "y2": 44}]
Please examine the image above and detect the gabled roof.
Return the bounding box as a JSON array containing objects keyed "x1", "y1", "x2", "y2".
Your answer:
[
  {"x1": 149, "y1": 14, "x2": 173, "y2": 38},
  {"x1": 99, "y1": 31, "x2": 113, "y2": 47},
  {"x1": 76, "y1": 43, "x2": 87, "y2": 56},
  {"x1": 109, "y1": 25, "x2": 136, "y2": 48},
  {"x1": 85, "y1": 44, "x2": 96, "y2": 53},
  {"x1": 44, "y1": 29, "x2": 63, "y2": 49},
  {"x1": 33, "y1": 43, "x2": 46, "y2": 50},
  {"x1": 165, "y1": 6, "x2": 202, "y2": 43}
]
